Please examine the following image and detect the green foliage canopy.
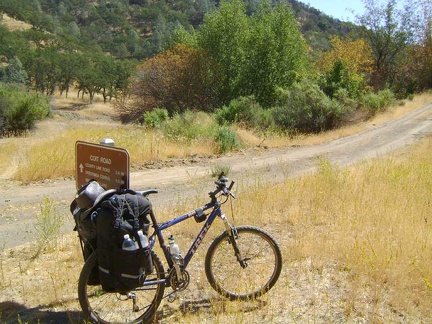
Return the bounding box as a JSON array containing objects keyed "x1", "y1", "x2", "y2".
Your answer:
[
  {"x1": 247, "y1": 1, "x2": 307, "y2": 107},
  {"x1": 177, "y1": 0, "x2": 308, "y2": 108},
  {"x1": 0, "y1": 83, "x2": 50, "y2": 137}
]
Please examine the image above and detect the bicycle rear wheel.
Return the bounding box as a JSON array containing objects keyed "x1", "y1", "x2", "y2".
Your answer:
[
  {"x1": 78, "y1": 251, "x2": 165, "y2": 323},
  {"x1": 205, "y1": 226, "x2": 282, "y2": 300}
]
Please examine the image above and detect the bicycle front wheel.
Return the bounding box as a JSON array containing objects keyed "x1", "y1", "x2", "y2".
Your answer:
[
  {"x1": 205, "y1": 226, "x2": 282, "y2": 300},
  {"x1": 78, "y1": 251, "x2": 165, "y2": 323}
]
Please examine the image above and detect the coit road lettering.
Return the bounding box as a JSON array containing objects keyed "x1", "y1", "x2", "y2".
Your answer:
[{"x1": 100, "y1": 157, "x2": 112, "y2": 164}]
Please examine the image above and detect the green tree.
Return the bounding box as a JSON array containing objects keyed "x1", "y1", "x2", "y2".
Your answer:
[
  {"x1": 247, "y1": 1, "x2": 307, "y2": 107},
  {"x1": 112, "y1": 59, "x2": 136, "y2": 98},
  {"x1": 197, "y1": 0, "x2": 250, "y2": 106},
  {"x1": 28, "y1": 48, "x2": 60, "y2": 95},
  {"x1": 75, "y1": 56, "x2": 99, "y2": 103},
  {"x1": 116, "y1": 44, "x2": 218, "y2": 121},
  {"x1": 196, "y1": 0, "x2": 307, "y2": 108},
  {"x1": 1, "y1": 56, "x2": 28, "y2": 85},
  {"x1": 57, "y1": 52, "x2": 84, "y2": 98},
  {"x1": 68, "y1": 21, "x2": 81, "y2": 39},
  {"x1": 357, "y1": 0, "x2": 414, "y2": 89}
]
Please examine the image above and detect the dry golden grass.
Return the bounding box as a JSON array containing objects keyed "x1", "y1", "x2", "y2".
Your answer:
[
  {"x1": 0, "y1": 141, "x2": 17, "y2": 179},
  {"x1": 2, "y1": 91, "x2": 432, "y2": 183},
  {"x1": 232, "y1": 137, "x2": 432, "y2": 319},
  {"x1": 2, "y1": 136, "x2": 432, "y2": 322},
  {"x1": 9, "y1": 122, "x2": 215, "y2": 182},
  {"x1": 1, "y1": 14, "x2": 32, "y2": 31}
]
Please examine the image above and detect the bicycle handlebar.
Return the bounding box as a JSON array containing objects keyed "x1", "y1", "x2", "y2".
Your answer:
[{"x1": 210, "y1": 174, "x2": 235, "y2": 200}]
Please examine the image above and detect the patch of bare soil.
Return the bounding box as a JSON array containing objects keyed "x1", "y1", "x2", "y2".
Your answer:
[
  {"x1": 1, "y1": 14, "x2": 32, "y2": 31},
  {"x1": 1, "y1": 97, "x2": 432, "y2": 323}
]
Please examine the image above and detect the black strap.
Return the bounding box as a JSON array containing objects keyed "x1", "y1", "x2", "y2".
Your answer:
[
  {"x1": 123, "y1": 194, "x2": 139, "y2": 230},
  {"x1": 112, "y1": 196, "x2": 123, "y2": 229}
]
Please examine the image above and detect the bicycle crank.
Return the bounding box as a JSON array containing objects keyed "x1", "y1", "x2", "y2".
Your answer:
[
  {"x1": 168, "y1": 268, "x2": 190, "y2": 291},
  {"x1": 126, "y1": 292, "x2": 139, "y2": 312}
]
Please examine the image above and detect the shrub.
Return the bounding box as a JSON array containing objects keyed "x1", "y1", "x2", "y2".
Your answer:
[
  {"x1": 6, "y1": 95, "x2": 50, "y2": 135},
  {"x1": 333, "y1": 88, "x2": 358, "y2": 110},
  {"x1": 216, "y1": 96, "x2": 274, "y2": 130},
  {"x1": 143, "y1": 108, "x2": 169, "y2": 128},
  {"x1": 360, "y1": 89, "x2": 396, "y2": 115},
  {"x1": 215, "y1": 126, "x2": 242, "y2": 153},
  {"x1": 0, "y1": 84, "x2": 50, "y2": 137},
  {"x1": 272, "y1": 80, "x2": 345, "y2": 133},
  {"x1": 161, "y1": 111, "x2": 217, "y2": 142},
  {"x1": 34, "y1": 196, "x2": 65, "y2": 257}
]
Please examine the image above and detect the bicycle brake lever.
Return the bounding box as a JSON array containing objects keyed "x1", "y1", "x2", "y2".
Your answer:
[{"x1": 228, "y1": 181, "x2": 234, "y2": 191}]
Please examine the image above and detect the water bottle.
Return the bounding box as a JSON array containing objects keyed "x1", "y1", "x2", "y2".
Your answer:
[
  {"x1": 138, "y1": 230, "x2": 154, "y2": 274},
  {"x1": 122, "y1": 234, "x2": 137, "y2": 251},
  {"x1": 137, "y1": 230, "x2": 149, "y2": 248},
  {"x1": 168, "y1": 235, "x2": 183, "y2": 265}
]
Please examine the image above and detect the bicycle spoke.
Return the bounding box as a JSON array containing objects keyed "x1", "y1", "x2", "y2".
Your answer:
[
  {"x1": 78, "y1": 251, "x2": 165, "y2": 323},
  {"x1": 205, "y1": 226, "x2": 282, "y2": 300}
]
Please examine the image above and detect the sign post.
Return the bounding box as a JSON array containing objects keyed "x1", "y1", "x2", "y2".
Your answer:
[{"x1": 75, "y1": 140, "x2": 130, "y2": 190}]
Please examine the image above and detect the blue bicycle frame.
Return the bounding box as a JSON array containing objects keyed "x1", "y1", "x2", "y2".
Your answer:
[{"x1": 148, "y1": 199, "x2": 228, "y2": 271}]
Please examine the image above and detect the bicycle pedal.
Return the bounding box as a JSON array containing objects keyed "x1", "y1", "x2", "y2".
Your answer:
[{"x1": 167, "y1": 293, "x2": 177, "y2": 303}]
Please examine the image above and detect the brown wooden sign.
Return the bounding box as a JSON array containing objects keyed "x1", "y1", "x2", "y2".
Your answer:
[{"x1": 75, "y1": 141, "x2": 130, "y2": 190}]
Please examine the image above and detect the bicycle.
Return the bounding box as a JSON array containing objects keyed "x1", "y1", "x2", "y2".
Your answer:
[{"x1": 77, "y1": 174, "x2": 283, "y2": 323}]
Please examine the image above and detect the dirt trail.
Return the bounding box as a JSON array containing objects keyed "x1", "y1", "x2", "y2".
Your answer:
[{"x1": 1, "y1": 102, "x2": 432, "y2": 249}]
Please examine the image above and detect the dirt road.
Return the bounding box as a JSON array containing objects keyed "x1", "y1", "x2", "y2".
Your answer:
[{"x1": 1, "y1": 102, "x2": 432, "y2": 249}]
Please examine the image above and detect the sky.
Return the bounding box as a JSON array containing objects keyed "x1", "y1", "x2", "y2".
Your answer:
[{"x1": 297, "y1": 0, "x2": 366, "y2": 22}]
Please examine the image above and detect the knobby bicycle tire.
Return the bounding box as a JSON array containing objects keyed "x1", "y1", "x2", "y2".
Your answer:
[
  {"x1": 78, "y1": 251, "x2": 165, "y2": 323},
  {"x1": 205, "y1": 226, "x2": 282, "y2": 300}
]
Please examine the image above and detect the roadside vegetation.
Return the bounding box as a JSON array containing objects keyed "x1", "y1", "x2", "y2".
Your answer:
[
  {"x1": 1, "y1": 90, "x2": 431, "y2": 183},
  {"x1": 1, "y1": 0, "x2": 432, "y2": 150}
]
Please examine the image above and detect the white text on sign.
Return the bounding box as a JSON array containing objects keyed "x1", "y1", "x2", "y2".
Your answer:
[{"x1": 90, "y1": 155, "x2": 112, "y2": 165}]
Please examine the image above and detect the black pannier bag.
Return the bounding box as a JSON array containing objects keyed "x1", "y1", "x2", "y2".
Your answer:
[
  {"x1": 70, "y1": 180, "x2": 116, "y2": 260},
  {"x1": 95, "y1": 192, "x2": 154, "y2": 293},
  {"x1": 71, "y1": 180, "x2": 117, "y2": 285}
]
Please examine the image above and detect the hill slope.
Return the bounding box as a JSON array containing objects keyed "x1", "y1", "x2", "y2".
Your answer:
[{"x1": 0, "y1": 0, "x2": 357, "y2": 59}]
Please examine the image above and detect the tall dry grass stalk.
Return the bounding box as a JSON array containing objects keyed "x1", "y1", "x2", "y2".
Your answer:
[
  {"x1": 10, "y1": 125, "x2": 215, "y2": 182},
  {"x1": 0, "y1": 141, "x2": 17, "y2": 179},
  {"x1": 233, "y1": 137, "x2": 432, "y2": 318}
]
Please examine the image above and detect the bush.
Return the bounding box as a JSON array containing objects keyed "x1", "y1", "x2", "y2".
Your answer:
[
  {"x1": 216, "y1": 96, "x2": 274, "y2": 130},
  {"x1": 0, "y1": 84, "x2": 50, "y2": 137},
  {"x1": 360, "y1": 89, "x2": 396, "y2": 115},
  {"x1": 272, "y1": 80, "x2": 345, "y2": 133},
  {"x1": 161, "y1": 111, "x2": 217, "y2": 142},
  {"x1": 143, "y1": 108, "x2": 169, "y2": 128},
  {"x1": 333, "y1": 88, "x2": 358, "y2": 110},
  {"x1": 215, "y1": 126, "x2": 242, "y2": 154},
  {"x1": 320, "y1": 59, "x2": 364, "y2": 100}
]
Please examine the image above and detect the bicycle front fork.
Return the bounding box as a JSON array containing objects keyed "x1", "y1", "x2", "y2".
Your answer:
[{"x1": 220, "y1": 214, "x2": 248, "y2": 269}]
